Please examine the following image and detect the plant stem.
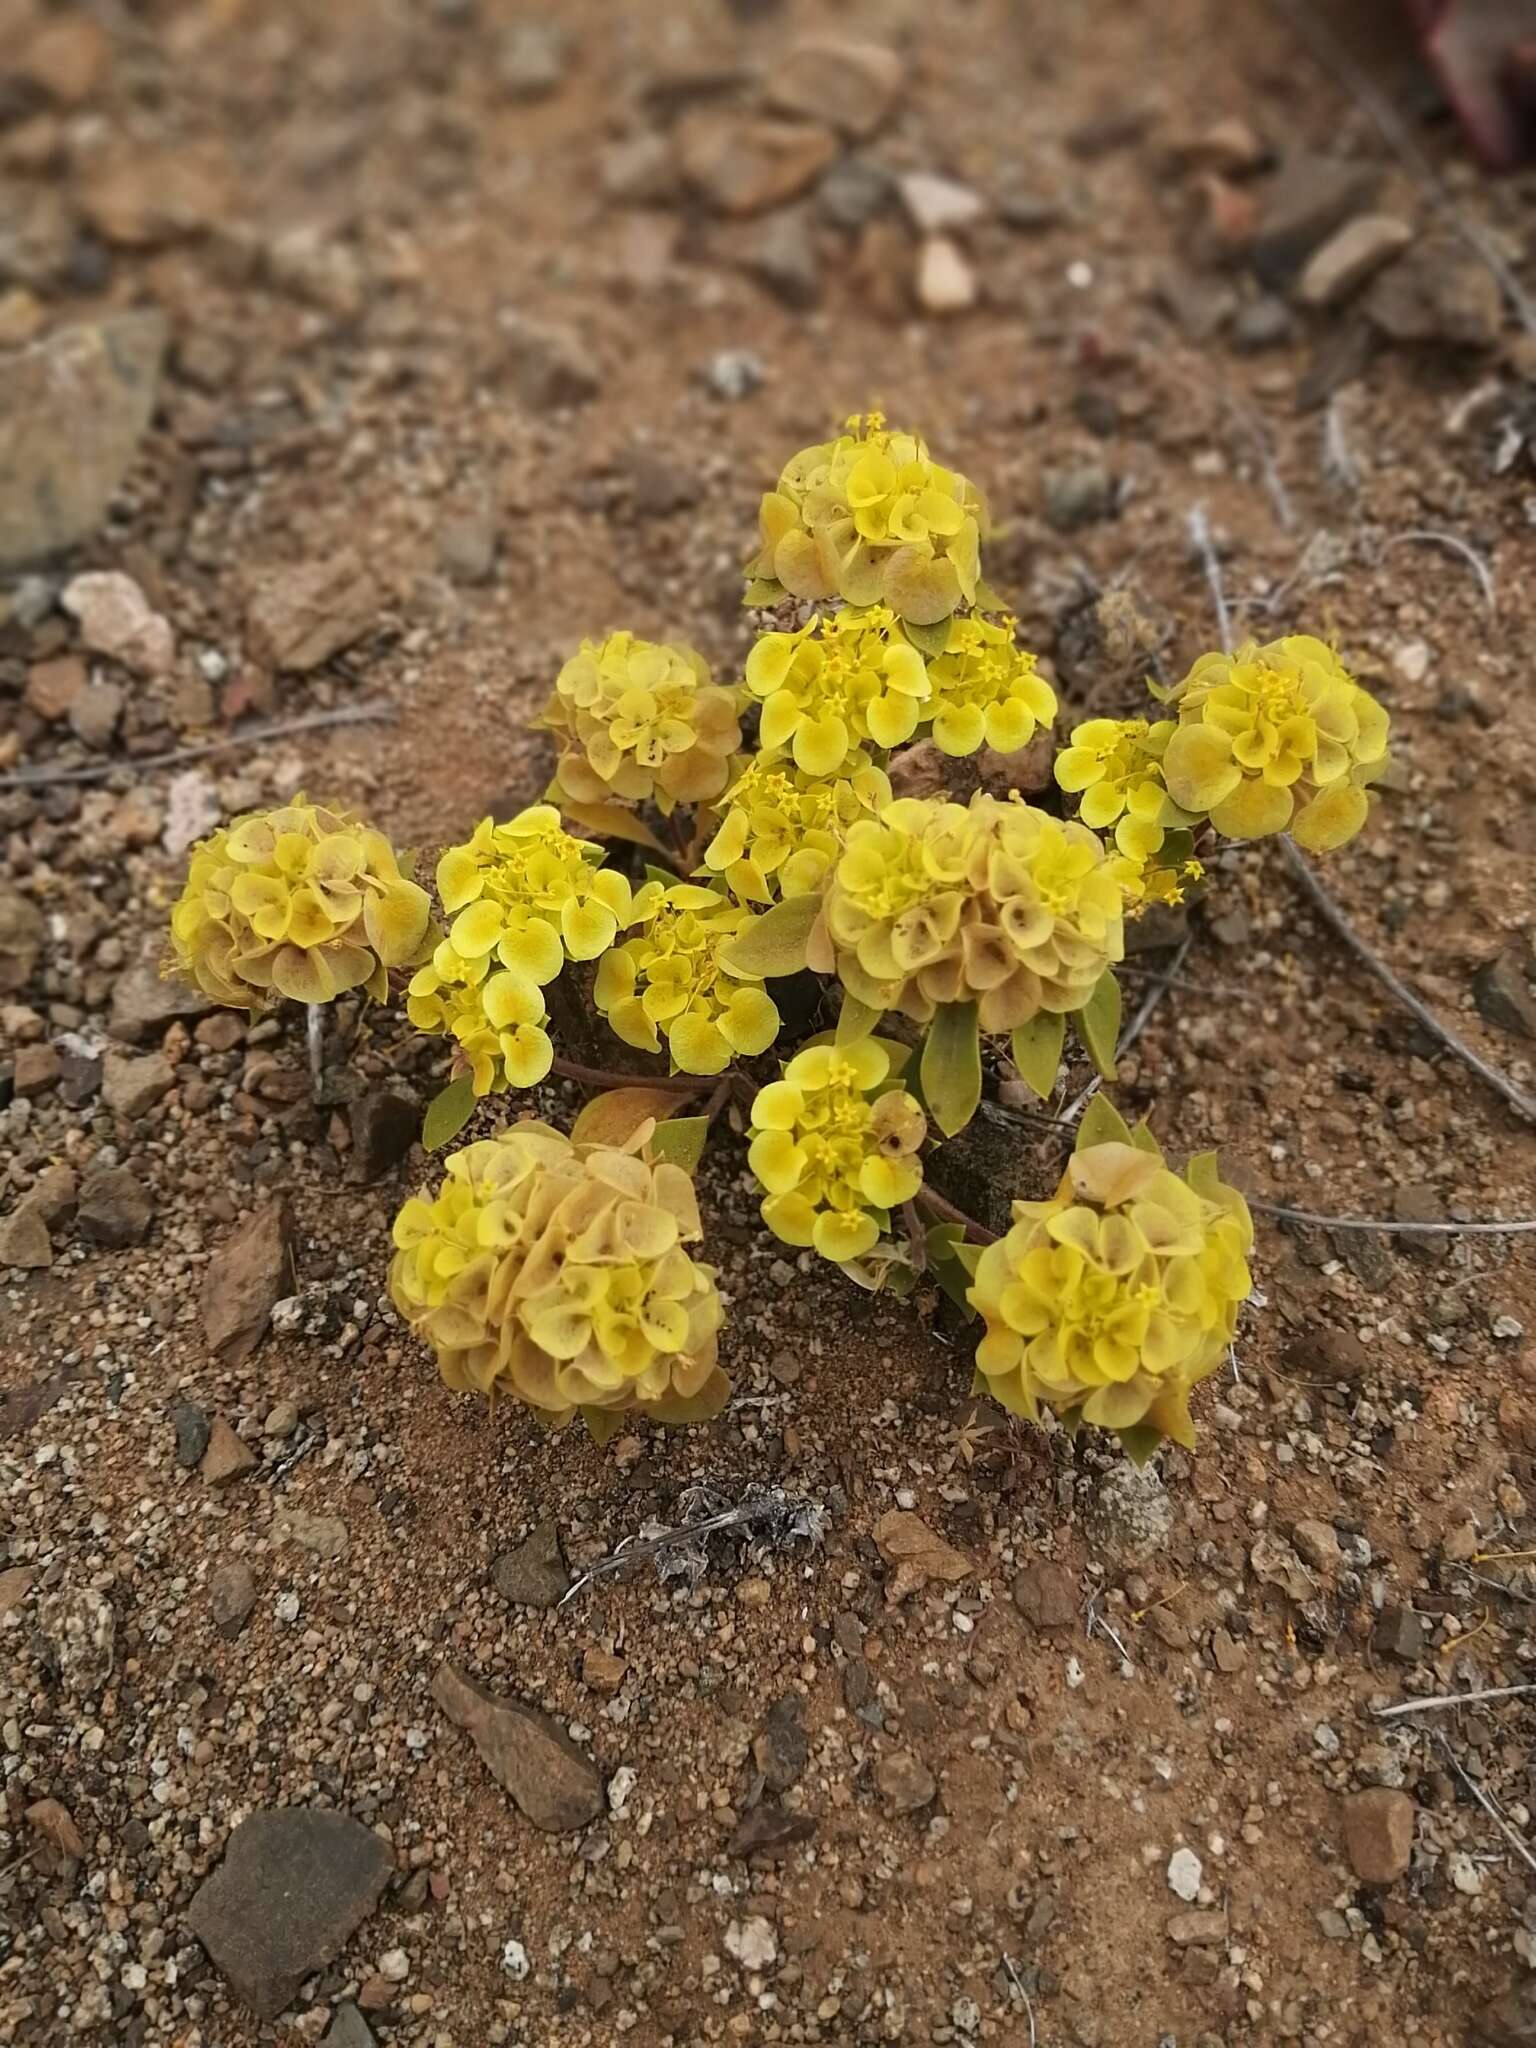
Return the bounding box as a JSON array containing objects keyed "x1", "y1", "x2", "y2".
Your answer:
[
  {"x1": 915, "y1": 1185, "x2": 999, "y2": 1245},
  {"x1": 306, "y1": 1003, "x2": 325, "y2": 1101},
  {"x1": 550, "y1": 1055, "x2": 701, "y2": 1094}
]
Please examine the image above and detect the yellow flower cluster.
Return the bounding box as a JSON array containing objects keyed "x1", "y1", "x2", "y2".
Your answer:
[
  {"x1": 968, "y1": 1118, "x2": 1254, "y2": 1450},
  {"x1": 745, "y1": 412, "x2": 989, "y2": 627},
  {"x1": 745, "y1": 604, "x2": 930, "y2": 774},
  {"x1": 594, "y1": 882, "x2": 780, "y2": 1074},
  {"x1": 813, "y1": 793, "x2": 1125, "y2": 1030},
  {"x1": 926, "y1": 614, "x2": 1057, "y2": 757},
  {"x1": 389, "y1": 1123, "x2": 726, "y2": 1429},
  {"x1": 167, "y1": 796, "x2": 430, "y2": 1010},
  {"x1": 406, "y1": 806, "x2": 635, "y2": 1096},
  {"x1": 540, "y1": 631, "x2": 743, "y2": 816},
  {"x1": 702, "y1": 749, "x2": 891, "y2": 904},
  {"x1": 1160, "y1": 634, "x2": 1389, "y2": 851},
  {"x1": 748, "y1": 1041, "x2": 926, "y2": 1264},
  {"x1": 1054, "y1": 717, "x2": 1204, "y2": 915}
]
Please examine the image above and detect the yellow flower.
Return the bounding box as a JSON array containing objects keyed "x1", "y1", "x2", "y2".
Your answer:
[
  {"x1": 1160, "y1": 635, "x2": 1390, "y2": 851},
  {"x1": 925, "y1": 614, "x2": 1057, "y2": 757},
  {"x1": 702, "y1": 748, "x2": 891, "y2": 905},
  {"x1": 540, "y1": 631, "x2": 743, "y2": 816},
  {"x1": 389, "y1": 1122, "x2": 727, "y2": 1430},
  {"x1": 815, "y1": 792, "x2": 1125, "y2": 1030},
  {"x1": 745, "y1": 604, "x2": 931, "y2": 774},
  {"x1": 744, "y1": 412, "x2": 989, "y2": 626},
  {"x1": 1055, "y1": 717, "x2": 1203, "y2": 917},
  {"x1": 435, "y1": 805, "x2": 635, "y2": 976},
  {"x1": 405, "y1": 940, "x2": 553, "y2": 1096},
  {"x1": 968, "y1": 1117, "x2": 1254, "y2": 1451},
  {"x1": 748, "y1": 1040, "x2": 926, "y2": 1265},
  {"x1": 166, "y1": 795, "x2": 431, "y2": 1010},
  {"x1": 593, "y1": 883, "x2": 780, "y2": 1075}
]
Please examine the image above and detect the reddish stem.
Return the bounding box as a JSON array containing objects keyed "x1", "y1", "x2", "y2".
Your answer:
[
  {"x1": 915, "y1": 1184, "x2": 1000, "y2": 1245},
  {"x1": 550, "y1": 1054, "x2": 702, "y2": 1094}
]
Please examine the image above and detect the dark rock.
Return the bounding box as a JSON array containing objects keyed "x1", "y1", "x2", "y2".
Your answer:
[
  {"x1": 1285, "y1": 1325, "x2": 1372, "y2": 1382},
  {"x1": 1012, "y1": 1561, "x2": 1078, "y2": 1630},
  {"x1": 753, "y1": 1694, "x2": 808, "y2": 1794},
  {"x1": 1044, "y1": 463, "x2": 1115, "y2": 532},
  {"x1": 1473, "y1": 946, "x2": 1536, "y2": 1040},
  {"x1": 201, "y1": 1199, "x2": 296, "y2": 1364},
  {"x1": 1365, "y1": 234, "x2": 1503, "y2": 349},
  {"x1": 59, "y1": 1047, "x2": 103, "y2": 1106},
  {"x1": 1251, "y1": 152, "x2": 1379, "y2": 286},
  {"x1": 739, "y1": 206, "x2": 821, "y2": 308},
  {"x1": 1472, "y1": 1978, "x2": 1536, "y2": 2046},
  {"x1": 110, "y1": 948, "x2": 214, "y2": 1040},
  {"x1": 0, "y1": 886, "x2": 45, "y2": 993},
  {"x1": 1371, "y1": 1603, "x2": 1426, "y2": 1664},
  {"x1": 730, "y1": 1805, "x2": 817, "y2": 1859},
  {"x1": 818, "y1": 156, "x2": 892, "y2": 230},
  {"x1": 0, "y1": 310, "x2": 166, "y2": 570},
  {"x1": 0, "y1": 1372, "x2": 75, "y2": 1440},
  {"x1": 321, "y1": 2004, "x2": 378, "y2": 2048},
  {"x1": 431, "y1": 1663, "x2": 603, "y2": 1832},
  {"x1": 347, "y1": 1085, "x2": 420, "y2": 1182},
  {"x1": 208, "y1": 1561, "x2": 258, "y2": 1639},
  {"x1": 1232, "y1": 293, "x2": 1294, "y2": 350},
  {"x1": 491, "y1": 1522, "x2": 570, "y2": 1609},
  {"x1": 617, "y1": 449, "x2": 699, "y2": 519},
  {"x1": 185, "y1": 1809, "x2": 393, "y2": 2019},
  {"x1": 77, "y1": 1165, "x2": 153, "y2": 1248},
  {"x1": 171, "y1": 1402, "x2": 211, "y2": 1468}
]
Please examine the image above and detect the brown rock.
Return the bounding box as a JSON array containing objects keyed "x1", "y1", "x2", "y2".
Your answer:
[
  {"x1": 1472, "y1": 1978, "x2": 1536, "y2": 2047},
  {"x1": 1297, "y1": 214, "x2": 1412, "y2": 308},
  {"x1": 677, "y1": 112, "x2": 837, "y2": 216},
  {"x1": 875, "y1": 1748, "x2": 936, "y2": 1816},
  {"x1": 200, "y1": 1416, "x2": 259, "y2": 1489},
  {"x1": 1012, "y1": 1560, "x2": 1078, "y2": 1630},
  {"x1": 24, "y1": 655, "x2": 85, "y2": 721},
  {"x1": 1251, "y1": 152, "x2": 1378, "y2": 284},
  {"x1": 763, "y1": 39, "x2": 902, "y2": 139},
  {"x1": 13, "y1": 1041, "x2": 59, "y2": 1096},
  {"x1": 19, "y1": 17, "x2": 109, "y2": 103},
  {"x1": 873, "y1": 1509, "x2": 972, "y2": 1604},
  {"x1": 0, "y1": 886, "x2": 45, "y2": 993},
  {"x1": 1473, "y1": 947, "x2": 1536, "y2": 1040},
  {"x1": 26, "y1": 1796, "x2": 85, "y2": 1860},
  {"x1": 77, "y1": 1164, "x2": 153, "y2": 1247},
  {"x1": 186, "y1": 1809, "x2": 392, "y2": 2019},
  {"x1": 101, "y1": 1048, "x2": 174, "y2": 1119},
  {"x1": 1166, "y1": 1911, "x2": 1227, "y2": 1946},
  {"x1": 209, "y1": 1561, "x2": 258, "y2": 1639},
  {"x1": 431, "y1": 1663, "x2": 603, "y2": 1832},
  {"x1": 202, "y1": 1200, "x2": 296, "y2": 1365},
  {"x1": 29, "y1": 1162, "x2": 76, "y2": 1228},
  {"x1": 1343, "y1": 1787, "x2": 1415, "y2": 1885},
  {"x1": 500, "y1": 313, "x2": 603, "y2": 410},
  {"x1": 0, "y1": 1200, "x2": 52, "y2": 1270},
  {"x1": 79, "y1": 145, "x2": 230, "y2": 247},
  {"x1": 730, "y1": 1806, "x2": 817, "y2": 1859},
  {"x1": 1285, "y1": 1325, "x2": 1371, "y2": 1382},
  {"x1": 1290, "y1": 1518, "x2": 1341, "y2": 1574},
  {"x1": 69, "y1": 679, "x2": 124, "y2": 749},
  {"x1": 1366, "y1": 234, "x2": 1504, "y2": 349},
  {"x1": 582, "y1": 1647, "x2": 627, "y2": 1696},
  {"x1": 491, "y1": 1522, "x2": 570, "y2": 1609},
  {"x1": 0, "y1": 1566, "x2": 33, "y2": 1618},
  {"x1": 246, "y1": 551, "x2": 380, "y2": 675},
  {"x1": 62, "y1": 570, "x2": 175, "y2": 676}
]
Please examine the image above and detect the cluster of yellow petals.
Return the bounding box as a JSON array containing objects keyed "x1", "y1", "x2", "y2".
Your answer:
[
  {"x1": 748, "y1": 1041, "x2": 926, "y2": 1266},
  {"x1": 702, "y1": 749, "x2": 891, "y2": 904},
  {"x1": 1160, "y1": 634, "x2": 1389, "y2": 852},
  {"x1": 745, "y1": 413, "x2": 989, "y2": 627},
  {"x1": 406, "y1": 806, "x2": 636, "y2": 1095},
  {"x1": 926, "y1": 614, "x2": 1057, "y2": 758},
  {"x1": 540, "y1": 631, "x2": 743, "y2": 816},
  {"x1": 167, "y1": 795, "x2": 431, "y2": 1010},
  {"x1": 813, "y1": 793, "x2": 1125, "y2": 1031},
  {"x1": 594, "y1": 882, "x2": 779, "y2": 1075},
  {"x1": 1054, "y1": 717, "x2": 1204, "y2": 915},
  {"x1": 745, "y1": 604, "x2": 931, "y2": 775},
  {"x1": 968, "y1": 1122, "x2": 1254, "y2": 1450},
  {"x1": 389, "y1": 1123, "x2": 726, "y2": 1429}
]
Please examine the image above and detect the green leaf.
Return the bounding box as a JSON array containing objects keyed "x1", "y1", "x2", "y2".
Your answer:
[
  {"x1": 1129, "y1": 1117, "x2": 1161, "y2": 1156},
  {"x1": 1114, "y1": 1423, "x2": 1164, "y2": 1467},
  {"x1": 1010, "y1": 1011, "x2": 1066, "y2": 1100},
  {"x1": 422, "y1": 1074, "x2": 476, "y2": 1151},
  {"x1": 925, "y1": 1222, "x2": 980, "y2": 1315},
  {"x1": 648, "y1": 1114, "x2": 709, "y2": 1173},
  {"x1": 572, "y1": 1085, "x2": 697, "y2": 1150},
  {"x1": 556, "y1": 796, "x2": 669, "y2": 857},
  {"x1": 719, "y1": 892, "x2": 823, "y2": 979},
  {"x1": 1076, "y1": 1093, "x2": 1133, "y2": 1151},
  {"x1": 643, "y1": 862, "x2": 678, "y2": 888},
  {"x1": 743, "y1": 577, "x2": 783, "y2": 608},
  {"x1": 580, "y1": 1404, "x2": 629, "y2": 1445},
  {"x1": 638, "y1": 1366, "x2": 733, "y2": 1426},
  {"x1": 902, "y1": 616, "x2": 953, "y2": 659},
  {"x1": 920, "y1": 1001, "x2": 981, "y2": 1137},
  {"x1": 1074, "y1": 969, "x2": 1122, "y2": 1080},
  {"x1": 836, "y1": 989, "x2": 882, "y2": 1045}
]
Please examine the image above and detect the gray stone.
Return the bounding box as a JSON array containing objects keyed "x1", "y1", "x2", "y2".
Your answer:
[
  {"x1": 277, "y1": 1507, "x2": 348, "y2": 1563},
  {"x1": 1370, "y1": 1602, "x2": 1425, "y2": 1664},
  {"x1": 1473, "y1": 947, "x2": 1536, "y2": 1040},
  {"x1": 186, "y1": 1809, "x2": 393, "y2": 2018},
  {"x1": 68, "y1": 680, "x2": 123, "y2": 750},
  {"x1": 0, "y1": 886, "x2": 45, "y2": 994},
  {"x1": 209, "y1": 1561, "x2": 257, "y2": 1639},
  {"x1": 1044, "y1": 463, "x2": 1115, "y2": 532},
  {"x1": 1231, "y1": 293, "x2": 1294, "y2": 351},
  {"x1": 246, "y1": 550, "x2": 380, "y2": 675},
  {"x1": 1165, "y1": 1910, "x2": 1227, "y2": 1946},
  {"x1": 1086, "y1": 1461, "x2": 1173, "y2": 1567},
  {"x1": 491, "y1": 1522, "x2": 570, "y2": 1609},
  {"x1": 897, "y1": 169, "x2": 985, "y2": 235},
  {"x1": 347, "y1": 1084, "x2": 421, "y2": 1181},
  {"x1": 321, "y1": 2004, "x2": 378, "y2": 2048},
  {"x1": 171, "y1": 1402, "x2": 211, "y2": 1468},
  {"x1": 77, "y1": 1164, "x2": 153, "y2": 1247},
  {"x1": 0, "y1": 311, "x2": 167, "y2": 570},
  {"x1": 753, "y1": 1694, "x2": 808, "y2": 1794},
  {"x1": 818, "y1": 156, "x2": 892, "y2": 230},
  {"x1": 1251, "y1": 152, "x2": 1379, "y2": 285},
  {"x1": 431, "y1": 1662, "x2": 603, "y2": 1832},
  {"x1": 496, "y1": 18, "x2": 569, "y2": 100},
  {"x1": 703, "y1": 348, "x2": 765, "y2": 401},
  {"x1": 110, "y1": 947, "x2": 214, "y2": 1040},
  {"x1": 739, "y1": 206, "x2": 821, "y2": 308},
  {"x1": 1297, "y1": 214, "x2": 1412, "y2": 308},
  {"x1": 435, "y1": 510, "x2": 497, "y2": 587},
  {"x1": 101, "y1": 1048, "x2": 173, "y2": 1119},
  {"x1": 1366, "y1": 233, "x2": 1504, "y2": 348},
  {"x1": 500, "y1": 313, "x2": 602, "y2": 409},
  {"x1": 38, "y1": 1584, "x2": 115, "y2": 1695},
  {"x1": 202, "y1": 1199, "x2": 296, "y2": 1365}
]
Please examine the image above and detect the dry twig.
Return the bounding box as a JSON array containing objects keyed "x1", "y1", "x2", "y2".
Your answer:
[
  {"x1": 1249, "y1": 1199, "x2": 1536, "y2": 1237},
  {"x1": 1382, "y1": 529, "x2": 1496, "y2": 615},
  {"x1": 0, "y1": 702, "x2": 395, "y2": 793},
  {"x1": 1433, "y1": 1730, "x2": 1536, "y2": 1879},
  {"x1": 1375, "y1": 1681, "x2": 1536, "y2": 1720}
]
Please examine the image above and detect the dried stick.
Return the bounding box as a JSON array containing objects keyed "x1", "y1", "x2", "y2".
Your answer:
[
  {"x1": 1062, "y1": 932, "x2": 1195, "y2": 1126},
  {"x1": 1187, "y1": 505, "x2": 1230, "y2": 654},
  {"x1": 1250, "y1": 1198, "x2": 1536, "y2": 1237},
  {"x1": 0, "y1": 702, "x2": 395, "y2": 792},
  {"x1": 306, "y1": 1003, "x2": 325, "y2": 1101},
  {"x1": 1279, "y1": 840, "x2": 1534, "y2": 1122},
  {"x1": 1433, "y1": 1730, "x2": 1536, "y2": 1879},
  {"x1": 1377, "y1": 1682, "x2": 1536, "y2": 1720},
  {"x1": 1382, "y1": 530, "x2": 1496, "y2": 615}
]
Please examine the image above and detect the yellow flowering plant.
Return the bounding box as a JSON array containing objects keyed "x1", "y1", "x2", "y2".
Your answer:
[{"x1": 160, "y1": 415, "x2": 1391, "y2": 1462}]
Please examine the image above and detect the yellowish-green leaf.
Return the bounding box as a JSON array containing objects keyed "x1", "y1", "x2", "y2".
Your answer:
[
  {"x1": 920, "y1": 1000, "x2": 981, "y2": 1138},
  {"x1": 1076, "y1": 1093, "x2": 1133, "y2": 1151},
  {"x1": 903, "y1": 617, "x2": 952, "y2": 660},
  {"x1": 639, "y1": 1367, "x2": 732, "y2": 1426},
  {"x1": 648, "y1": 1114, "x2": 709, "y2": 1173},
  {"x1": 557, "y1": 796, "x2": 669, "y2": 857},
  {"x1": 580, "y1": 1404, "x2": 628, "y2": 1445},
  {"x1": 423, "y1": 1074, "x2": 475, "y2": 1151},
  {"x1": 1114, "y1": 1423, "x2": 1164, "y2": 1467},
  {"x1": 1010, "y1": 1011, "x2": 1066, "y2": 1100},
  {"x1": 1129, "y1": 1117, "x2": 1161, "y2": 1156},
  {"x1": 572, "y1": 1085, "x2": 696, "y2": 1150},
  {"x1": 836, "y1": 989, "x2": 882, "y2": 1045},
  {"x1": 719, "y1": 892, "x2": 823, "y2": 979},
  {"x1": 743, "y1": 576, "x2": 783, "y2": 608},
  {"x1": 925, "y1": 1221, "x2": 980, "y2": 1315},
  {"x1": 1074, "y1": 968, "x2": 1122, "y2": 1080}
]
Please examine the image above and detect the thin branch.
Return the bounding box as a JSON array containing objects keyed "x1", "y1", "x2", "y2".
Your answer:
[
  {"x1": 1322, "y1": 397, "x2": 1359, "y2": 495},
  {"x1": 1264, "y1": 0, "x2": 1536, "y2": 337},
  {"x1": 1382, "y1": 530, "x2": 1496, "y2": 615},
  {"x1": 1433, "y1": 1730, "x2": 1536, "y2": 1879},
  {"x1": 915, "y1": 1184, "x2": 999, "y2": 1245},
  {"x1": 1250, "y1": 1197, "x2": 1536, "y2": 1237},
  {"x1": 0, "y1": 702, "x2": 394, "y2": 792},
  {"x1": 1062, "y1": 933, "x2": 1195, "y2": 1126},
  {"x1": 1187, "y1": 505, "x2": 1230, "y2": 654},
  {"x1": 1279, "y1": 840, "x2": 1534, "y2": 1122},
  {"x1": 1375, "y1": 1682, "x2": 1536, "y2": 1720}
]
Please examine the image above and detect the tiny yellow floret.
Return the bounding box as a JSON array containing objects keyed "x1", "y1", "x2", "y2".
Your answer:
[
  {"x1": 745, "y1": 604, "x2": 931, "y2": 774},
  {"x1": 703, "y1": 748, "x2": 891, "y2": 904},
  {"x1": 1055, "y1": 717, "x2": 1204, "y2": 914},
  {"x1": 594, "y1": 882, "x2": 780, "y2": 1075},
  {"x1": 926, "y1": 613, "x2": 1056, "y2": 758},
  {"x1": 540, "y1": 630, "x2": 743, "y2": 816}
]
